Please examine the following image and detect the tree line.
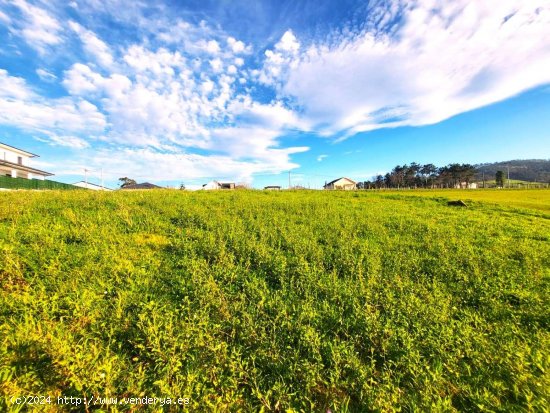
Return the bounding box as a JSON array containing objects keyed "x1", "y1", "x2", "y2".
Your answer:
[{"x1": 357, "y1": 163, "x2": 479, "y2": 189}]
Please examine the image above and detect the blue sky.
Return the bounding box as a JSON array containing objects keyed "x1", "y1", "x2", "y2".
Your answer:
[{"x1": 0, "y1": 0, "x2": 549, "y2": 189}]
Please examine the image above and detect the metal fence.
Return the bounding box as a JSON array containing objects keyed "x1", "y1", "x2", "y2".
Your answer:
[{"x1": 0, "y1": 175, "x2": 80, "y2": 190}]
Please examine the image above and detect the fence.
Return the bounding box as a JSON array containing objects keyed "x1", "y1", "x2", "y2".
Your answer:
[{"x1": 0, "y1": 175, "x2": 80, "y2": 190}]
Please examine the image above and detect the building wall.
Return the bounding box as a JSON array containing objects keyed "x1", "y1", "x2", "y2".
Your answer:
[
  {"x1": 0, "y1": 164, "x2": 46, "y2": 180},
  {"x1": 335, "y1": 183, "x2": 356, "y2": 190},
  {"x1": 1, "y1": 148, "x2": 30, "y2": 166},
  {"x1": 326, "y1": 179, "x2": 356, "y2": 190}
]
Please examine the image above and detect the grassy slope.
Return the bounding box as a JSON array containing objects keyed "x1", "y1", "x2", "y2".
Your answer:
[
  {"x1": 381, "y1": 189, "x2": 550, "y2": 212},
  {"x1": 0, "y1": 190, "x2": 549, "y2": 412}
]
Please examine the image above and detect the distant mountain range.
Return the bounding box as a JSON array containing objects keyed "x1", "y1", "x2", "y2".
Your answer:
[{"x1": 475, "y1": 159, "x2": 550, "y2": 182}]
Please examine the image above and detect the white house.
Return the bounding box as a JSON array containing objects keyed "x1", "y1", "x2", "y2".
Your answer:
[
  {"x1": 324, "y1": 177, "x2": 357, "y2": 190},
  {"x1": 454, "y1": 182, "x2": 478, "y2": 189},
  {"x1": 202, "y1": 180, "x2": 236, "y2": 190},
  {"x1": 72, "y1": 181, "x2": 113, "y2": 191},
  {"x1": 0, "y1": 142, "x2": 53, "y2": 180}
]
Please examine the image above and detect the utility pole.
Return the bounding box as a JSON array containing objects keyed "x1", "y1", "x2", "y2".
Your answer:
[
  {"x1": 288, "y1": 171, "x2": 291, "y2": 189},
  {"x1": 507, "y1": 165, "x2": 510, "y2": 188},
  {"x1": 84, "y1": 168, "x2": 89, "y2": 189},
  {"x1": 101, "y1": 168, "x2": 104, "y2": 190}
]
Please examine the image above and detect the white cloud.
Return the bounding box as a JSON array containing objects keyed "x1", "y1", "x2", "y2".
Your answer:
[
  {"x1": 52, "y1": 146, "x2": 306, "y2": 184},
  {"x1": 45, "y1": 134, "x2": 90, "y2": 149},
  {"x1": 62, "y1": 63, "x2": 104, "y2": 95},
  {"x1": 258, "y1": 30, "x2": 301, "y2": 85},
  {"x1": 9, "y1": 0, "x2": 62, "y2": 53},
  {"x1": 0, "y1": 69, "x2": 106, "y2": 134},
  {"x1": 201, "y1": 79, "x2": 214, "y2": 94},
  {"x1": 69, "y1": 21, "x2": 114, "y2": 68},
  {"x1": 209, "y1": 58, "x2": 223, "y2": 73},
  {"x1": 36, "y1": 68, "x2": 57, "y2": 82},
  {"x1": 317, "y1": 154, "x2": 328, "y2": 162},
  {"x1": 264, "y1": 0, "x2": 550, "y2": 139},
  {"x1": 0, "y1": 9, "x2": 10, "y2": 23},
  {"x1": 123, "y1": 46, "x2": 184, "y2": 75},
  {"x1": 55, "y1": 45, "x2": 311, "y2": 178},
  {"x1": 227, "y1": 37, "x2": 247, "y2": 53},
  {"x1": 227, "y1": 64, "x2": 237, "y2": 75},
  {"x1": 275, "y1": 30, "x2": 300, "y2": 53},
  {"x1": 204, "y1": 39, "x2": 220, "y2": 54},
  {"x1": 0, "y1": 69, "x2": 32, "y2": 99}
]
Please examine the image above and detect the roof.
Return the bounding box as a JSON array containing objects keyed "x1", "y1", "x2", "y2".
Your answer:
[
  {"x1": 121, "y1": 182, "x2": 162, "y2": 190},
  {"x1": 325, "y1": 177, "x2": 356, "y2": 186},
  {"x1": 0, "y1": 159, "x2": 54, "y2": 176},
  {"x1": 0, "y1": 142, "x2": 39, "y2": 158}
]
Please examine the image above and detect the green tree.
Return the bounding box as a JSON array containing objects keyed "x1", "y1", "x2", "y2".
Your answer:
[
  {"x1": 118, "y1": 177, "x2": 137, "y2": 188},
  {"x1": 495, "y1": 171, "x2": 505, "y2": 188},
  {"x1": 461, "y1": 164, "x2": 476, "y2": 187}
]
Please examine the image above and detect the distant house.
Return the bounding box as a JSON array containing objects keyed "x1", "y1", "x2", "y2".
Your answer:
[
  {"x1": 264, "y1": 185, "x2": 281, "y2": 190},
  {"x1": 202, "y1": 180, "x2": 235, "y2": 190},
  {"x1": 0, "y1": 142, "x2": 53, "y2": 180},
  {"x1": 73, "y1": 181, "x2": 113, "y2": 191},
  {"x1": 454, "y1": 182, "x2": 478, "y2": 189},
  {"x1": 120, "y1": 182, "x2": 162, "y2": 190},
  {"x1": 324, "y1": 177, "x2": 356, "y2": 190}
]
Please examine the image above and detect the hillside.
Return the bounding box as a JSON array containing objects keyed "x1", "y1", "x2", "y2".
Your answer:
[{"x1": 475, "y1": 159, "x2": 550, "y2": 182}]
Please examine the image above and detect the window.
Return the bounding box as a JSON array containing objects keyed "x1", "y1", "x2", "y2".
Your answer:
[{"x1": 18, "y1": 156, "x2": 23, "y2": 165}]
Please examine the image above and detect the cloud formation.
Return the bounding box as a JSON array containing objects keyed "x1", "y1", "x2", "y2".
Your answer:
[
  {"x1": 0, "y1": 0, "x2": 548, "y2": 183},
  {"x1": 263, "y1": 0, "x2": 550, "y2": 139}
]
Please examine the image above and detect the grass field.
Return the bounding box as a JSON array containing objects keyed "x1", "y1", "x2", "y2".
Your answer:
[
  {"x1": 1, "y1": 189, "x2": 549, "y2": 411},
  {"x1": 381, "y1": 188, "x2": 550, "y2": 212}
]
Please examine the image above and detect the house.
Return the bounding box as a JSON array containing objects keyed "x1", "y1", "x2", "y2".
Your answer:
[
  {"x1": 454, "y1": 182, "x2": 478, "y2": 189},
  {"x1": 202, "y1": 180, "x2": 220, "y2": 190},
  {"x1": 202, "y1": 180, "x2": 235, "y2": 190},
  {"x1": 324, "y1": 177, "x2": 357, "y2": 190},
  {"x1": 0, "y1": 142, "x2": 54, "y2": 180},
  {"x1": 120, "y1": 182, "x2": 162, "y2": 190},
  {"x1": 73, "y1": 181, "x2": 113, "y2": 191},
  {"x1": 264, "y1": 185, "x2": 281, "y2": 190}
]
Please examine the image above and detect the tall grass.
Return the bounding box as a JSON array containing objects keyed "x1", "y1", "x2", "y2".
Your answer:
[{"x1": 1, "y1": 190, "x2": 548, "y2": 411}]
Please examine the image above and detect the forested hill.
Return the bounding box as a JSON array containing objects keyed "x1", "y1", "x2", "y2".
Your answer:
[{"x1": 476, "y1": 159, "x2": 550, "y2": 182}]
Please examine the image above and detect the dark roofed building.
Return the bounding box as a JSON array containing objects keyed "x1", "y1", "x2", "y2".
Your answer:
[{"x1": 121, "y1": 182, "x2": 162, "y2": 190}]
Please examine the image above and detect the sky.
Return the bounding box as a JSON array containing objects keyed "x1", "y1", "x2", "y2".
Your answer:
[{"x1": 0, "y1": 0, "x2": 549, "y2": 189}]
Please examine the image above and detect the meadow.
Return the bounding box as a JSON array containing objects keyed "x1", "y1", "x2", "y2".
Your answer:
[{"x1": 0, "y1": 189, "x2": 548, "y2": 412}]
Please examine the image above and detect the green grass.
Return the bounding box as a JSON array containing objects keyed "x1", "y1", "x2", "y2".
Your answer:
[
  {"x1": 380, "y1": 188, "x2": 550, "y2": 212},
  {"x1": 1, "y1": 189, "x2": 549, "y2": 411}
]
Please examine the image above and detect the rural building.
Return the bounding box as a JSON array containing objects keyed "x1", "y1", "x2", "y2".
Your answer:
[
  {"x1": 454, "y1": 182, "x2": 478, "y2": 189},
  {"x1": 324, "y1": 177, "x2": 357, "y2": 190},
  {"x1": 73, "y1": 181, "x2": 113, "y2": 191},
  {"x1": 202, "y1": 180, "x2": 235, "y2": 190},
  {"x1": 0, "y1": 142, "x2": 53, "y2": 180},
  {"x1": 121, "y1": 182, "x2": 162, "y2": 190},
  {"x1": 264, "y1": 185, "x2": 281, "y2": 190}
]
